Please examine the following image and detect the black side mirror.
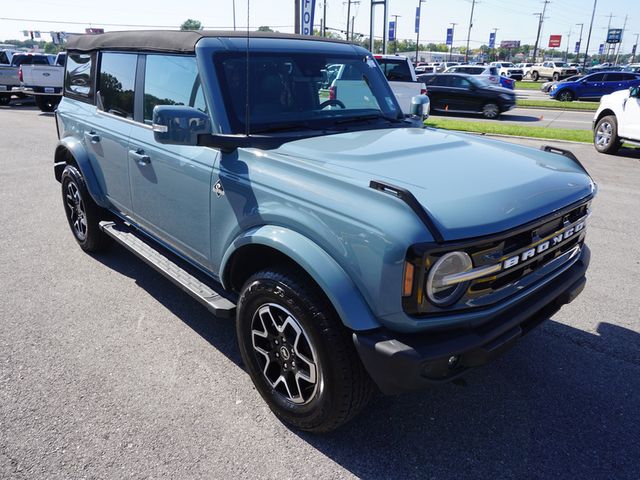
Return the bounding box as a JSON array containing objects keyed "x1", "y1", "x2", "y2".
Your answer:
[{"x1": 152, "y1": 105, "x2": 212, "y2": 146}]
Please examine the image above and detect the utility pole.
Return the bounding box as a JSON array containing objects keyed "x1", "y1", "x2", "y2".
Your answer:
[
  {"x1": 633, "y1": 33, "x2": 639, "y2": 63},
  {"x1": 564, "y1": 26, "x2": 572, "y2": 62},
  {"x1": 415, "y1": 0, "x2": 426, "y2": 65},
  {"x1": 295, "y1": 0, "x2": 301, "y2": 34},
  {"x1": 582, "y1": 0, "x2": 598, "y2": 71},
  {"x1": 605, "y1": 12, "x2": 615, "y2": 63},
  {"x1": 346, "y1": 0, "x2": 352, "y2": 41},
  {"x1": 492, "y1": 27, "x2": 498, "y2": 61},
  {"x1": 464, "y1": 0, "x2": 476, "y2": 63},
  {"x1": 449, "y1": 23, "x2": 457, "y2": 61},
  {"x1": 391, "y1": 14, "x2": 401, "y2": 53},
  {"x1": 321, "y1": 0, "x2": 327, "y2": 36},
  {"x1": 575, "y1": 23, "x2": 584, "y2": 63},
  {"x1": 232, "y1": 0, "x2": 236, "y2": 30},
  {"x1": 532, "y1": 0, "x2": 550, "y2": 63},
  {"x1": 614, "y1": 14, "x2": 627, "y2": 65}
]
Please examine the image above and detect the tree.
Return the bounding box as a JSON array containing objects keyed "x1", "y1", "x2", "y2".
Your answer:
[{"x1": 180, "y1": 19, "x2": 202, "y2": 31}]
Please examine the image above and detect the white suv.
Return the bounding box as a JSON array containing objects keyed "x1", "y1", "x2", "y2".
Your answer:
[
  {"x1": 593, "y1": 86, "x2": 640, "y2": 154},
  {"x1": 489, "y1": 62, "x2": 524, "y2": 80}
]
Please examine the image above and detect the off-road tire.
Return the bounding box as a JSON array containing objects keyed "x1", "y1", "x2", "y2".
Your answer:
[
  {"x1": 552, "y1": 72, "x2": 560, "y2": 81},
  {"x1": 237, "y1": 268, "x2": 375, "y2": 433},
  {"x1": 60, "y1": 165, "x2": 111, "y2": 252},
  {"x1": 594, "y1": 115, "x2": 621, "y2": 154},
  {"x1": 531, "y1": 71, "x2": 539, "y2": 81}
]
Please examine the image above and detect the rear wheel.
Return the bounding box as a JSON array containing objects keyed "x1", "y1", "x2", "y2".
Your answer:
[
  {"x1": 35, "y1": 95, "x2": 60, "y2": 112},
  {"x1": 594, "y1": 115, "x2": 621, "y2": 154},
  {"x1": 0, "y1": 95, "x2": 10, "y2": 106},
  {"x1": 61, "y1": 165, "x2": 111, "y2": 252},
  {"x1": 556, "y1": 90, "x2": 574, "y2": 102},
  {"x1": 482, "y1": 102, "x2": 500, "y2": 119},
  {"x1": 236, "y1": 268, "x2": 374, "y2": 432}
]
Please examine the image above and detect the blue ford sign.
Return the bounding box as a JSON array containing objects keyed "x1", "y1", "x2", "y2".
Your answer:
[
  {"x1": 446, "y1": 28, "x2": 453, "y2": 46},
  {"x1": 301, "y1": 0, "x2": 316, "y2": 36}
]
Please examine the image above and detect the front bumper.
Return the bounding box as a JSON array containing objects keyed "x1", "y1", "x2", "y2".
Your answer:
[{"x1": 353, "y1": 245, "x2": 590, "y2": 394}]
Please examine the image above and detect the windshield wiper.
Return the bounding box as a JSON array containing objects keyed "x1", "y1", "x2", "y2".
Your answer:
[{"x1": 251, "y1": 122, "x2": 322, "y2": 134}]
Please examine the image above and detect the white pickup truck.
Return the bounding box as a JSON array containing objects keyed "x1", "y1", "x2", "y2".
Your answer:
[
  {"x1": 593, "y1": 86, "x2": 640, "y2": 154},
  {"x1": 20, "y1": 52, "x2": 65, "y2": 111},
  {"x1": 374, "y1": 54, "x2": 426, "y2": 115}
]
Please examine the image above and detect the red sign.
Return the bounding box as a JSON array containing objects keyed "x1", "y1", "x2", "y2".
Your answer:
[{"x1": 548, "y1": 35, "x2": 562, "y2": 48}]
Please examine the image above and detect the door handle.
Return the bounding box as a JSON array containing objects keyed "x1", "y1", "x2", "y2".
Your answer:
[
  {"x1": 84, "y1": 130, "x2": 100, "y2": 143},
  {"x1": 129, "y1": 148, "x2": 151, "y2": 166}
]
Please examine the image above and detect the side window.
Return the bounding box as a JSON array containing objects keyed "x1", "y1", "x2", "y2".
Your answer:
[
  {"x1": 98, "y1": 52, "x2": 137, "y2": 118},
  {"x1": 604, "y1": 73, "x2": 624, "y2": 82},
  {"x1": 489, "y1": 67, "x2": 499, "y2": 75},
  {"x1": 143, "y1": 55, "x2": 206, "y2": 123},
  {"x1": 587, "y1": 73, "x2": 605, "y2": 82},
  {"x1": 65, "y1": 53, "x2": 93, "y2": 98},
  {"x1": 450, "y1": 76, "x2": 470, "y2": 88}
]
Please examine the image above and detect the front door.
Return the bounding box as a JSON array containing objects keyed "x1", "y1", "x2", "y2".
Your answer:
[
  {"x1": 128, "y1": 54, "x2": 215, "y2": 266},
  {"x1": 578, "y1": 73, "x2": 606, "y2": 99}
]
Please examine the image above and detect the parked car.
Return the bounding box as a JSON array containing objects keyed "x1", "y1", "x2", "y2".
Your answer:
[
  {"x1": 374, "y1": 54, "x2": 426, "y2": 114},
  {"x1": 417, "y1": 73, "x2": 516, "y2": 118},
  {"x1": 489, "y1": 62, "x2": 524, "y2": 80},
  {"x1": 516, "y1": 62, "x2": 535, "y2": 78},
  {"x1": 0, "y1": 53, "x2": 50, "y2": 105},
  {"x1": 529, "y1": 61, "x2": 579, "y2": 82},
  {"x1": 540, "y1": 74, "x2": 583, "y2": 93},
  {"x1": 622, "y1": 64, "x2": 640, "y2": 73},
  {"x1": 437, "y1": 61, "x2": 460, "y2": 72},
  {"x1": 55, "y1": 30, "x2": 595, "y2": 432},
  {"x1": 20, "y1": 52, "x2": 66, "y2": 111},
  {"x1": 443, "y1": 64, "x2": 501, "y2": 85},
  {"x1": 585, "y1": 65, "x2": 623, "y2": 74},
  {"x1": 550, "y1": 71, "x2": 640, "y2": 101},
  {"x1": 592, "y1": 85, "x2": 640, "y2": 154},
  {"x1": 499, "y1": 75, "x2": 516, "y2": 90}
]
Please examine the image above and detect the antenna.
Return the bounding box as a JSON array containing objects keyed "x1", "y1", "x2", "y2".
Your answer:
[{"x1": 245, "y1": 0, "x2": 250, "y2": 137}]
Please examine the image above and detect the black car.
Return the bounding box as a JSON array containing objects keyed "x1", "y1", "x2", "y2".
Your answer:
[{"x1": 417, "y1": 73, "x2": 516, "y2": 119}]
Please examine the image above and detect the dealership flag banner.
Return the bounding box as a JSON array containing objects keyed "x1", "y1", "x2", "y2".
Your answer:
[
  {"x1": 598, "y1": 43, "x2": 605, "y2": 55},
  {"x1": 489, "y1": 32, "x2": 496, "y2": 49},
  {"x1": 301, "y1": 0, "x2": 316, "y2": 36},
  {"x1": 446, "y1": 28, "x2": 453, "y2": 46},
  {"x1": 548, "y1": 35, "x2": 562, "y2": 48},
  {"x1": 575, "y1": 41, "x2": 580, "y2": 53},
  {"x1": 415, "y1": 6, "x2": 421, "y2": 34},
  {"x1": 389, "y1": 21, "x2": 396, "y2": 41},
  {"x1": 607, "y1": 28, "x2": 622, "y2": 44}
]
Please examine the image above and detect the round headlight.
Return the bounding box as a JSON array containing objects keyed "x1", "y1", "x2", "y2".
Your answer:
[{"x1": 426, "y1": 251, "x2": 473, "y2": 306}]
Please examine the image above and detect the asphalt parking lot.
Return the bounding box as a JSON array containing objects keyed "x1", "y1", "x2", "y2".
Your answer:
[{"x1": 1, "y1": 104, "x2": 639, "y2": 479}]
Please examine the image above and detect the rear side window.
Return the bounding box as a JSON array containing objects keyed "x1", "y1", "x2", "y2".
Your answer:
[
  {"x1": 604, "y1": 73, "x2": 624, "y2": 82},
  {"x1": 586, "y1": 73, "x2": 605, "y2": 82},
  {"x1": 98, "y1": 52, "x2": 137, "y2": 119},
  {"x1": 65, "y1": 53, "x2": 93, "y2": 98},
  {"x1": 489, "y1": 67, "x2": 499, "y2": 75},
  {"x1": 377, "y1": 58, "x2": 413, "y2": 82},
  {"x1": 143, "y1": 55, "x2": 206, "y2": 123}
]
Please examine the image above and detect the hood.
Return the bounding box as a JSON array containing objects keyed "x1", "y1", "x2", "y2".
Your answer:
[{"x1": 275, "y1": 127, "x2": 595, "y2": 241}]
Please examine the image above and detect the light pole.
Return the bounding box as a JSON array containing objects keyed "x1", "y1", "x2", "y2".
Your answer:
[
  {"x1": 582, "y1": 0, "x2": 598, "y2": 71},
  {"x1": 633, "y1": 33, "x2": 639, "y2": 63},
  {"x1": 415, "y1": 0, "x2": 426, "y2": 65},
  {"x1": 492, "y1": 28, "x2": 498, "y2": 61},
  {"x1": 532, "y1": 0, "x2": 550, "y2": 63},
  {"x1": 464, "y1": 0, "x2": 476, "y2": 63}
]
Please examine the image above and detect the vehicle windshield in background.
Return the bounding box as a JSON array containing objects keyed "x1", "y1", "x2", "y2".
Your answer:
[
  {"x1": 554, "y1": 62, "x2": 569, "y2": 67},
  {"x1": 214, "y1": 52, "x2": 402, "y2": 134},
  {"x1": 375, "y1": 57, "x2": 413, "y2": 81}
]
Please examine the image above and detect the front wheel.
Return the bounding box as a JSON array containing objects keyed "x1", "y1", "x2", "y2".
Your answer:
[
  {"x1": 61, "y1": 165, "x2": 111, "y2": 252},
  {"x1": 531, "y1": 71, "x2": 539, "y2": 81},
  {"x1": 594, "y1": 115, "x2": 621, "y2": 154},
  {"x1": 552, "y1": 72, "x2": 560, "y2": 81},
  {"x1": 556, "y1": 90, "x2": 574, "y2": 102},
  {"x1": 236, "y1": 268, "x2": 374, "y2": 432},
  {"x1": 482, "y1": 102, "x2": 500, "y2": 119},
  {"x1": 0, "y1": 95, "x2": 10, "y2": 106}
]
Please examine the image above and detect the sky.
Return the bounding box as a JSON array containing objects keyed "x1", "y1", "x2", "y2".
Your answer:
[{"x1": 1, "y1": 0, "x2": 637, "y2": 56}]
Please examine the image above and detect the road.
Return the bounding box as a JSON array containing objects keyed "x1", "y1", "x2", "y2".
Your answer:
[
  {"x1": 1, "y1": 105, "x2": 639, "y2": 479},
  {"x1": 515, "y1": 87, "x2": 551, "y2": 100},
  {"x1": 436, "y1": 106, "x2": 594, "y2": 130}
]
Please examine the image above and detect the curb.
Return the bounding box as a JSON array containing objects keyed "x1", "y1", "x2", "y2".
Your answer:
[
  {"x1": 454, "y1": 131, "x2": 591, "y2": 145},
  {"x1": 515, "y1": 104, "x2": 597, "y2": 113}
]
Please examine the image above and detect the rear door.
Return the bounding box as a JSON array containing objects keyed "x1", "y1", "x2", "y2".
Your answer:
[
  {"x1": 423, "y1": 74, "x2": 449, "y2": 111},
  {"x1": 85, "y1": 52, "x2": 138, "y2": 214},
  {"x1": 446, "y1": 75, "x2": 479, "y2": 112},
  {"x1": 127, "y1": 53, "x2": 215, "y2": 265},
  {"x1": 602, "y1": 73, "x2": 627, "y2": 95},
  {"x1": 577, "y1": 73, "x2": 606, "y2": 99}
]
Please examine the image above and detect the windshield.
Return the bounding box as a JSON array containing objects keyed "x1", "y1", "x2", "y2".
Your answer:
[
  {"x1": 501, "y1": 63, "x2": 515, "y2": 67},
  {"x1": 214, "y1": 51, "x2": 402, "y2": 134},
  {"x1": 555, "y1": 62, "x2": 569, "y2": 67}
]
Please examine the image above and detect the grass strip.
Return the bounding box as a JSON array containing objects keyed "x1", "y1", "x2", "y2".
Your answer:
[
  {"x1": 424, "y1": 118, "x2": 593, "y2": 143},
  {"x1": 516, "y1": 99, "x2": 599, "y2": 111},
  {"x1": 515, "y1": 81, "x2": 546, "y2": 90}
]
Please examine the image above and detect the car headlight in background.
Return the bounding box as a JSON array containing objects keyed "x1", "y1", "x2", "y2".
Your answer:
[{"x1": 426, "y1": 251, "x2": 473, "y2": 306}]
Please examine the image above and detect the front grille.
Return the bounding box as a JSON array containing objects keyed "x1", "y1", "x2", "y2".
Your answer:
[{"x1": 405, "y1": 200, "x2": 591, "y2": 316}]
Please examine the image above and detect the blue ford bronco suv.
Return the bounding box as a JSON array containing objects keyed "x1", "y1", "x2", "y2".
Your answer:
[{"x1": 54, "y1": 31, "x2": 595, "y2": 432}]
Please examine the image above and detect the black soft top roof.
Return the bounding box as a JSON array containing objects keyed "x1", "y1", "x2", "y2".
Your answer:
[{"x1": 65, "y1": 30, "x2": 349, "y2": 53}]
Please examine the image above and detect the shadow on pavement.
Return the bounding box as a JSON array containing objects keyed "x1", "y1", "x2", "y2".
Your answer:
[
  {"x1": 91, "y1": 243, "x2": 639, "y2": 479},
  {"x1": 433, "y1": 112, "x2": 542, "y2": 123}
]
